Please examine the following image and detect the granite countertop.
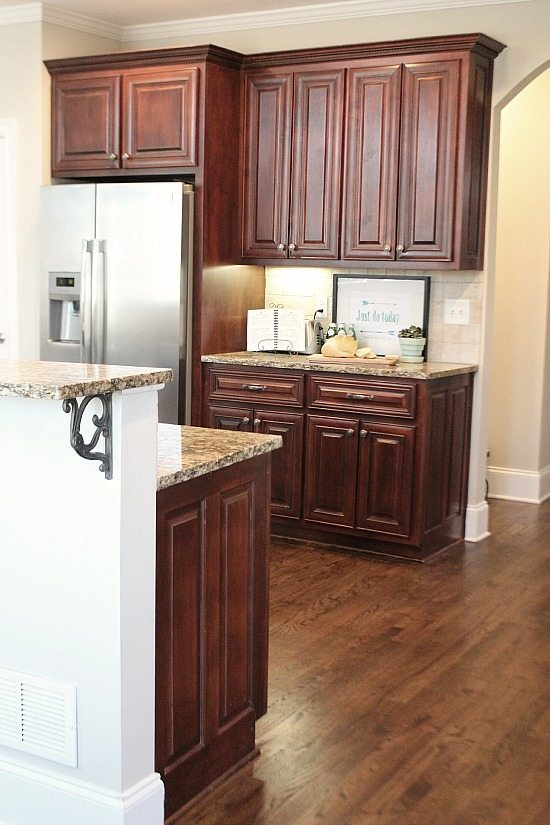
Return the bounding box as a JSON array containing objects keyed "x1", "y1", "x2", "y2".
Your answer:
[
  {"x1": 0, "y1": 360, "x2": 173, "y2": 399},
  {"x1": 201, "y1": 351, "x2": 478, "y2": 380},
  {"x1": 157, "y1": 424, "x2": 282, "y2": 490}
]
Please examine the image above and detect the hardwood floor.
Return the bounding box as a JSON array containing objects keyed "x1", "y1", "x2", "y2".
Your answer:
[{"x1": 170, "y1": 499, "x2": 550, "y2": 825}]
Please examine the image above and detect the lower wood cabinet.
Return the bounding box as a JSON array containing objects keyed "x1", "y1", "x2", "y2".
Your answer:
[
  {"x1": 156, "y1": 455, "x2": 270, "y2": 819},
  {"x1": 203, "y1": 362, "x2": 474, "y2": 561}
]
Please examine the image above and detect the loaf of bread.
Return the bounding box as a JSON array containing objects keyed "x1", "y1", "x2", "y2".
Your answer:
[
  {"x1": 356, "y1": 347, "x2": 376, "y2": 359},
  {"x1": 321, "y1": 335, "x2": 358, "y2": 357}
]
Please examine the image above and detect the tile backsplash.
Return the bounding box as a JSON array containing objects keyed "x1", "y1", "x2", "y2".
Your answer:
[{"x1": 265, "y1": 266, "x2": 484, "y2": 364}]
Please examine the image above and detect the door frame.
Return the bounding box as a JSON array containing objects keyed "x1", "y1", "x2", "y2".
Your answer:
[{"x1": 0, "y1": 119, "x2": 18, "y2": 359}]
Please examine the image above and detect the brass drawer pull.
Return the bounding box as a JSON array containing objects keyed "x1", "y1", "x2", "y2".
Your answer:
[
  {"x1": 242, "y1": 384, "x2": 268, "y2": 392},
  {"x1": 345, "y1": 392, "x2": 375, "y2": 401}
]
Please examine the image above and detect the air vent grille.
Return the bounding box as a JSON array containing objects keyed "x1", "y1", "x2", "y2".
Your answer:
[{"x1": 0, "y1": 668, "x2": 77, "y2": 766}]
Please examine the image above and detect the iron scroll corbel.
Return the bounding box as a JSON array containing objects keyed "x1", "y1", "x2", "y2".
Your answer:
[{"x1": 62, "y1": 393, "x2": 113, "y2": 479}]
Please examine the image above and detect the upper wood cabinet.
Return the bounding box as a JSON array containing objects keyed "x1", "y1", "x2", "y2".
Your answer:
[
  {"x1": 243, "y1": 34, "x2": 505, "y2": 269},
  {"x1": 242, "y1": 66, "x2": 344, "y2": 260},
  {"x1": 50, "y1": 67, "x2": 198, "y2": 174}
]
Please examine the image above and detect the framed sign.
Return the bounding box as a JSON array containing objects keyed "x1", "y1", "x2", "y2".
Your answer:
[{"x1": 332, "y1": 274, "x2": 430, "y2": 356}]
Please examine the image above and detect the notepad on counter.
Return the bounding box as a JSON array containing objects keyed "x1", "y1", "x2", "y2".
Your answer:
[{"x1": 247, "y1": 308, "x2": 305, "y2": 352}]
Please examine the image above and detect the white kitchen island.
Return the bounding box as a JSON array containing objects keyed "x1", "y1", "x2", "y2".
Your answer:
[{"x1": 0, "y1": 360, "x2": 171, "y2": 825}]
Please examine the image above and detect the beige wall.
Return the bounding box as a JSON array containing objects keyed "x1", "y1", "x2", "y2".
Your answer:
[
  {"x1": 0, "y1": 0, "x2": 549, "y2": 522},
  {"x1": 0, "y1": 21, "x2": 43, "y2": 358},
  {"x1": 488, "y1": 68, "x2": 550, "y2": 496}
]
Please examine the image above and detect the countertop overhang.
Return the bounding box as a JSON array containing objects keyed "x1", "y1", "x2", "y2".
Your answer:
[
  {"x1": 0, "y1": 360, "x2": 173, "y2": 399},
  {"x1": 201, "y1": 351, "x2": 477, "y2": 379},
  {"x1": 157, "y1": 424, "x2": 282, "y2": 490}
]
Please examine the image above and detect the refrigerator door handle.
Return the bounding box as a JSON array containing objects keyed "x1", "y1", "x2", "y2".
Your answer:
[
  {"x1": 80, "y1": 239, "x2": 93, "y2": 363},
  {"x1": 90, "y1": 239, "x2": 106, "y2": 364}
]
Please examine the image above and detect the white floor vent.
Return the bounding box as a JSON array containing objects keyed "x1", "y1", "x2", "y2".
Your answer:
[{"x1": 0, "y1": 667, "x2": 77, "y2": 766}]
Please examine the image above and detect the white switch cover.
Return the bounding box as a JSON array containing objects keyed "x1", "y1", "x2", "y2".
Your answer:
[{"x1": 444, "y1": 298, "x2": 470, "y2": 325}]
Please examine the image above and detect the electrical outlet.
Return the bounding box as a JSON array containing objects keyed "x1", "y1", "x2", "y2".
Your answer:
[
  {"x1": 444, "y1": 298, "x2": 470, "y2": 325},
  {"x1": 313, "y1": 295, "x2": 329, "y2": 317}
]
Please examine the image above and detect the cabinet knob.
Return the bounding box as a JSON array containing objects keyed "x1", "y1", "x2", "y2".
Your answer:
[
  {"x1": 346, "y1": 428, "x2": 354, "y2": 437},
  {"x1": 288, "y1": 243, "x2": 296, "y2": 253},
  {"x1": 121, "y1": 152, "x2": 130, "y2": 160},
  {"x1": 254, "y1": 418, "x2": 261, "y2": 428},
  {"x1": 360, "y1": 430, "x2": 368, "y2": 438},
  {"x1": 0, "y1": 332, "x2": 5, "y2": 343},
  {"x1": 242, "y1": 416, "x2": 250, "y2": 424},
  {"x1": 396, "y1": 244, "x2": 404, "y2": 253},
  {"x1": 109, "y1": 153, "x2": 117, "y2": 160},
  {"x1": 383, "y1": 244, "x2": 391, "y2": 252},
  {"x1": 277, "y1": 243, "x2": 285, "y2": 251}
]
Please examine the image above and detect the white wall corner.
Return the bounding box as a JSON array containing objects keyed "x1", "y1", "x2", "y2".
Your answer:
[
  {"x1": 487, "y1": 465, "x2": 550, "y2": 503},
  {"x1": 465, "y1": 499, "x2": 490, "y2": 542}
]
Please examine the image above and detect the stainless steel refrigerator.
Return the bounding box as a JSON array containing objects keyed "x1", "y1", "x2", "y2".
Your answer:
[{"x1": 40, "y1": 181, "x2": 193, "y2": 424}]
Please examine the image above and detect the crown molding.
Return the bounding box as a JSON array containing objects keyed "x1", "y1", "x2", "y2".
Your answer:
[
  {"x1": 0, "y1": 0, "x2": 533, "y2": 39},
  {"x1": 43, "y1": 3, "x2": 123, "y2": 40},
  {"x1": 122, "y1": 0, "x2": 532, "y2": 43}
]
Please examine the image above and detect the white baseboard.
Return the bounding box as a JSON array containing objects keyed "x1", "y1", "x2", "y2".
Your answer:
[
  {"x1": 465, "y1": 500, "x2": 490, "y2": 542},
  {"x1": 0, "y1": 759, "x2": 164, "y2": 825},
  {"x1": 487, "y1": 465, "x2": 550, "y2": 503}
]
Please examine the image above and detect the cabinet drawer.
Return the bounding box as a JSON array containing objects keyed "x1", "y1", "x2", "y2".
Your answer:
[
  {"x1": 308, "y1": 375, "x2": 416, "y2": 418},
  {"x1": 207, "y1": 369, "x2": 304, "y2": 407}
]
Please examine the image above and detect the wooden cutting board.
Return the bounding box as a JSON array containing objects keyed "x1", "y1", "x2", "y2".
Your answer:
[{"x1": 308, "y1": 354, "x2": 399, "y2": 365}]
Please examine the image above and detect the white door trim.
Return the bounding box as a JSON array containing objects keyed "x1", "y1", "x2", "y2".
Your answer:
[{"x1": 0, "y1": 118, "x2": 18, "y2": 359}]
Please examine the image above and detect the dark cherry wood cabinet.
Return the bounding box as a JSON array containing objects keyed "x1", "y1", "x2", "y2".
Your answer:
[
  {"x1": 204, "y1": 368, "x2": 305, "y2": 519},
  {"x1": 242, "y1": 66, "x2": 344, "y2": 260},
  {"x1": 242, "y1": 33, "x2": 504, "y2": 269},
  {"x1": 156, "y1": 454, "x2": 270, "y2": 819},
  {"x1": 203, "y1": 361, "x2": 474, "y2": 561},
  {"x1": 50, "y1": 67, "x2": 198, "y2": 174}
]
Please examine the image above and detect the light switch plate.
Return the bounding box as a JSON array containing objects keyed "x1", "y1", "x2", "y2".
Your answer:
[{"x1": 444, "y1": 298, "x2": 470, "y2": 325}]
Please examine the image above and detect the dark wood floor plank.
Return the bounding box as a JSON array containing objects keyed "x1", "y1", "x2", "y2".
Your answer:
[{"x1": 171, "y1": 499, "x2": 550, "y2": 824}]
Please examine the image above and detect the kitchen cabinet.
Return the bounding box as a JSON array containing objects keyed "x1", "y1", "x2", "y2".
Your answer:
[
  {"x1": 50, "y1": 67, "x2": 198, "y2": 174},
  {"x1": 242, "y1": 33, "x2": 504, "y2": 269},
  {"x1": 204, "y1": 368, "x2": 305, "y2": 518},
  {"x1": 304, "y1": 414, "x2": 415, "y2": 538},
  {"x1": 156, "y1": 454, "x2": 270, "y2": 818},
  {"x1": 342, "y1": 59, "x2": 460, "y2": 264},
  {"x1": 203, "y1": 357, "x2": 475, "y2": 561},
  {"x1": 242, "y1": 66, "x2": 344, "y2": 260}
]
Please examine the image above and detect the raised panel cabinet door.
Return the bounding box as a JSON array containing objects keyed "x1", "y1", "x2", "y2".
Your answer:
[
  {"x1": 122, "y1": 68, "x2": 199, "y2": 168},
  {"x1": 290, "y1": 69, "x2": 345, "y2": 259},
  {"x1": 207, "y1": 404, "x2": 254, "y2": 431},
  {"x1": 304, "y1": 414, "x2": 358, "y2": 526},
  {"x1": 51, "y1": 74, "x2": 120, "y2": 173},
  {"x1": 356, "y1": 422, "x2": 415, "y2": 537},
  {"x1": 397, "y1": 60, "x2": 460, "y2": 262},
  {"x1": 342, "y1": 64, "x2": 402, "y2": 260},
  {"x1": 242, "y1": 71, "x2": 293, "y2": 258},
  {"x1": 255, "y1": 410, "x2": 304, "y2": 519}
]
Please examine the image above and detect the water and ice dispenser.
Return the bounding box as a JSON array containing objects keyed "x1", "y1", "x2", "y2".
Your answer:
[{"x1": 48, "y1": 272, "x2": 81, "y2": 343}]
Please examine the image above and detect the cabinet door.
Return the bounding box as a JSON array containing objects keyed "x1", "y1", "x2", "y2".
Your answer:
[
  {"x1": 156, "y1": 457, "x2": 270, "y2": 817},
  {"x1": 304, "y1": 415, "x2": 358, "y2": 526},
  {"x1": 51, "y1": 74, "x2": 120, "y2": 173},
  {"x1": 122, "y1": 68, "x2": 199, "y2": 168},
  {"x1": 342, "y1": 64, "x2": 401, "y2": 260},
  {"x1": 255, "y1": 410, "x2": 304, "y2": 519},
  {"x1": 397, "y1": 60, "x2": 460, "y2": 262},
  {"x1": 242, "y1": 71, "x2": 293, "y2": 258},
  {"x1": 289, "y1": 69, "x2": 345, "y2": 259},
  {"x1": 207, "y1": 404, "x2": 253, "y2": 431},
  {"x1": 356, "y1": 422, "x2": 415, "y2": 537}
]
